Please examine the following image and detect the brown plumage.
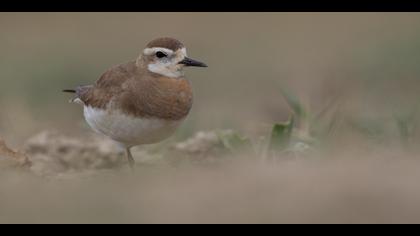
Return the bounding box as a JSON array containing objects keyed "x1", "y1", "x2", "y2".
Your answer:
[
  {"x1": 75, "y1": 60, "x2": 193, "y2": 120},
  {"x1": 146, "y1": 37, "x2": 185, "y2": 51},
  {"x1": 65, "y1": 37, "x2": 206, "y2": 168}
]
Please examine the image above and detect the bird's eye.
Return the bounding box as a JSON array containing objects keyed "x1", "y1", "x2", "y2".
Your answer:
[{"x1": 155, "y1": 51, "x2": 167, "y2": 58}]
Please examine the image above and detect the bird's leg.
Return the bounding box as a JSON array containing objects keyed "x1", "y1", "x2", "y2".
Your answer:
[{"x1": 126, "y1": 147, "x2": 135, "y2": 169}]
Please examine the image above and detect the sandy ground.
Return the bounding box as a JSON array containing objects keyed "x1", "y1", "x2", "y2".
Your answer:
[{"x1": 1, "y1": 131, "x2": 420, "y2": 224}]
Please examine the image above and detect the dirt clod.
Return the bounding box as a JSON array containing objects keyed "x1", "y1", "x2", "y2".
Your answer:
[
  {"x1": 23, "y1": 130, "x2": 125, "y2": 176},
  {"x1": 0, "y1": 137, "x2": 32, "y2": 169}
]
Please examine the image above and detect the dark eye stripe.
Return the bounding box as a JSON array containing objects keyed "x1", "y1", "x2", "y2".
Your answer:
[{"x1": 155, "y1": 51, "x2": 167, "y2": 58}]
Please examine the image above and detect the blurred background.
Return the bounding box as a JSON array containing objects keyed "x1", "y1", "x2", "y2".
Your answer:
[
  {"x1": 1, "y1": 12, "x2": 420, "y2": 145},
  {"x1": 2, "y1": 13, "x2": 420, "y2": 223}
]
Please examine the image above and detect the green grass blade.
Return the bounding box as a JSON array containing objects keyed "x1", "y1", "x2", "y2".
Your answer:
[
  {"x1": 268, "y1": 115, "x2": 295, "y2": 152},
  {"x1": 279, "y1": 87, "x2": 306, "y2": 121},
  {"x1": 216, "y1": 130, "x2": 253, "y2": 154}
]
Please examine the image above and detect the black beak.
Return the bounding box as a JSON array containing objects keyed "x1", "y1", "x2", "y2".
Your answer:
[{"x1": 179, "y1": 57, "x2": 208, "y2": 67}]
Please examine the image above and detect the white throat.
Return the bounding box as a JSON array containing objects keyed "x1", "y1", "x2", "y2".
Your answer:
[
  {"x1": 144, "y1": 47, "x2": 187, "y2": 78},
  {"x1": 147, "y1": 63, "x2": 184, "y2": 78}
]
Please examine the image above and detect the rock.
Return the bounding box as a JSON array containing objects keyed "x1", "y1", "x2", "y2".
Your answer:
[
  {"x1": 23, "y1": 130, "x2": 125, "y2": 176},
  {"x1": 0, "y1": 137, "x2": 32, "y2": 169},
  {"x1": 170, "y1": 130, "x2": 247, "y2": 165},
  {"x1": 173, "y1": 131, "x2": 221, "y2": 155},
  {"x1": 1, "y1": 129, "x2": 251, "y2": 176}
]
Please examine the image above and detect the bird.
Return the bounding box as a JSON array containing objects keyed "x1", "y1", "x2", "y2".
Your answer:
[{"x1": 63, "y1": 37, "x2": 207, "y2": 168}]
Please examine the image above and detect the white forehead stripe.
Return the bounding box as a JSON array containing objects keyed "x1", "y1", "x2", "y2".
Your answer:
[{"x1": 143, "y1": 47, "x2": 174, "y2": 56}]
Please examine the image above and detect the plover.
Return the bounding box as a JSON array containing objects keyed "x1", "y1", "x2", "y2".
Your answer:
[{"x1": 64, "y1": 37, "x2": 207, "y2": 168}]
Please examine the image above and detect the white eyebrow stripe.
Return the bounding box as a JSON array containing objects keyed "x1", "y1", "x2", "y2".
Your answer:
[{"x1": 143, "y1": 47, "x2": 174, "y2": 56}]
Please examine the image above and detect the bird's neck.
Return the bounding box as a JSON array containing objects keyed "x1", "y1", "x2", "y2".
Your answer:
[{"x1": 135, "y1": 56, "x2": 147, "y2": 69}]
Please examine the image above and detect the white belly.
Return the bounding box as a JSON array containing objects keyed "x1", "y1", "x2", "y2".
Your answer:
[{"x1": 83, "y1": 106, "x2": 184, "y2": 147}]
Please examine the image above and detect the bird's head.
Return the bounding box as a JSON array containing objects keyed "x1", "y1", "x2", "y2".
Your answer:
[{"x1": 138, "y1": 37, "x2": 207, "y2": 78}]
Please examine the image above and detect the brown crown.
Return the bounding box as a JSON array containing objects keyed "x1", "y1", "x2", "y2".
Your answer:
[{"x1": 146, "y1": 37, "x2": 185, "y2": 51}]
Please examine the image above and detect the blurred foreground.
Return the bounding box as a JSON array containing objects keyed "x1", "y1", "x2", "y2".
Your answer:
[{"x1": 1, "y1": 129, "x2": 420, "y2": 224}]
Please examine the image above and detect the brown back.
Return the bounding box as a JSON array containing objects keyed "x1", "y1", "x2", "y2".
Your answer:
[{"x1": 77, "y1": 61, "x2": 193, "y2": 120}]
